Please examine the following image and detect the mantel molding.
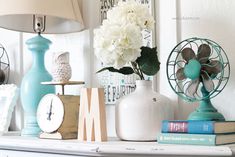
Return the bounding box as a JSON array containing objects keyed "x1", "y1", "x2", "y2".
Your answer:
[{"x1": 0, "y1": 135, "x2": 233, "y2": 157}]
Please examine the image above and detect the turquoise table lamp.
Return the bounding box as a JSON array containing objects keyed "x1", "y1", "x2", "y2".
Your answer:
[{"x1": 0, "y1": 0, "x2": 84, "y2": 136}]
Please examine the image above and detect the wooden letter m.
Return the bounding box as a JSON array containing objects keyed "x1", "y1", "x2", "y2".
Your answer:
[{"x1": 78, "y1": 88, "x2": 107, "y2": 142}]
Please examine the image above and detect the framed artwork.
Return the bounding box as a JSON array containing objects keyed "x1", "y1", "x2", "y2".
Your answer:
[
  {"x1": 99, "y1": 0, "x2": 156, "y2": 104},
  {"x1": 100, "y1": 0, "x2": 117, "y2": 23},
  {"x1": 0, "y1": 84, "x2": 19, "y2": 134}
]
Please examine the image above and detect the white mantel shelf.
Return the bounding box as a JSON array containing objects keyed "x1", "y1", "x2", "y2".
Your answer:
[{"x1": 0, "y1": 135, "x2": 235, "y2": 157}]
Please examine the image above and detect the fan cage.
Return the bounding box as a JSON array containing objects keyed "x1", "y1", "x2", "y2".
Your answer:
[
  {"x1": 166, "y1": 37, "x2": 230, "y2": 102},
  {"x1": 0, "y1": 43, "x2": 10, "y2": 84}
]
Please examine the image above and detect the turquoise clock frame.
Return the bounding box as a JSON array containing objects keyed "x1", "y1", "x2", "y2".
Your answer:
[{"x1": 21, "y1": 35, "x2": 55, "y2": 136}]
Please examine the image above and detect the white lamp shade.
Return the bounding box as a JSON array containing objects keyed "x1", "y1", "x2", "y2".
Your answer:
[{"x1": 0, "y1": 0, "x2": 84, "y2": 34}]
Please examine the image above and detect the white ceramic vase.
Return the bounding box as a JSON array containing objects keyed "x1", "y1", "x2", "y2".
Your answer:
[
  {"x1": 115, "y1": 80, "x2": 173, "y2": 141},
  {"x1": 51, "y1": 51, "x2": 72, "y2": 82}
]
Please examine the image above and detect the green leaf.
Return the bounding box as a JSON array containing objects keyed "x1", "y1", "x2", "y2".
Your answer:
[
  {"x1": 136, "y1": 46, "x2": 160, "y2": 76},
  {"x1": 96, "y1": 67, "x2": 134, "y2": 75}
]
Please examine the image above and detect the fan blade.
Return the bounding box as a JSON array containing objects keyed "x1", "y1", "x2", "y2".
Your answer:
[
  {"x1": 181, "y1": 48, "x2": 196, "y2": 62},
  {"x1": 187, "y1": 79, "x2": 200, "y2": 97},
  {"x1": 205, "y1": 60, "x2": 223, "y2": 74},
  {"x1": 197, "y1": 44, "x2": 211, "y2": 63},
  {"x1": 201, "y1": 71, "x2": 214, "y2": 92},
  {"x1": 202, "y1": 60, "x2": 223, "y2": 79},
  {"x1": 176, "y1": 68, "x2": 186, "y2": 80}
]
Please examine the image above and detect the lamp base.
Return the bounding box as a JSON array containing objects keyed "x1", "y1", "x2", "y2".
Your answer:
[
  {"x1": 21, "y1": 115, "x2": 41, "y2": 136},
  {"x1": 21, "y1": 35, "x2": 55, "y2": 137}
]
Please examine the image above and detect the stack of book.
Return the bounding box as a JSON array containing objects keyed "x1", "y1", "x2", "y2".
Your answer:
[{"x1": 157, "y1": 120, "x2": 235, "y2": 146}]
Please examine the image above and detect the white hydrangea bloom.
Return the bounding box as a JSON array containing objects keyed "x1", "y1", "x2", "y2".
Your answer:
[
  {"x1": 94, "y1": 22, "x2": 142, "y2": 69},
  {"x1": 94, "y1": 0, "x2": 154, "y2": 69}
]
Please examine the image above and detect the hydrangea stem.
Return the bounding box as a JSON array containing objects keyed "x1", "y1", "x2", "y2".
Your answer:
[{"x1": 131, "y1": 62, "x2": 144, "y2": 80}]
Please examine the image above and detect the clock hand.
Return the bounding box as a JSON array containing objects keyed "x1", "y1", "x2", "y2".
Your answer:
[{"x1": 47, "y1": 99, "x2": 53, "y2": 121}]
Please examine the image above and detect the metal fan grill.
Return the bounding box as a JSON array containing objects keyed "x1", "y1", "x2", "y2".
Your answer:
[
  {"x1": 0, "y1": 44, "x2": 10, "y2": 84},
  {"x1": 166, "y1": 37, "x2": 230, "y2": 121}
]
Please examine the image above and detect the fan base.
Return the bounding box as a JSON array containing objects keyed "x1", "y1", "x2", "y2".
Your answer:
[{"x1": 188, "y1": 111, "x2": 225, "y2": 121}]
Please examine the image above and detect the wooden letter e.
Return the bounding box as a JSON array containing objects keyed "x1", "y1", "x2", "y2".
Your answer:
[{"x1": 78, "y1": 88, "x2": 107, "y2": 142}]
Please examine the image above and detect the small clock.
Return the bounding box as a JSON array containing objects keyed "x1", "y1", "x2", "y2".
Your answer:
[{"x1": 37, "y1": 94, "x2": 80, "y2": 139}]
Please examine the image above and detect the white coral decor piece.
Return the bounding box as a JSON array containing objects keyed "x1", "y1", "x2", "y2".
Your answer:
[
  {"x1": 0, "y1": 84, "x2": 19, "y2": 134},
  {"x1": 94, "y1": 0, "x2": 154, "y2": 69}
]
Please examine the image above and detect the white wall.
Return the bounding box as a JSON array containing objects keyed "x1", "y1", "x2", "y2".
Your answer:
[
  {"x1": 5, "y1": 0, "x2": 118, "y2": 136},
  {"x1": 178, "y1": 0, "x2": 235, "y2": 120},
  {"x1": 3, "y1": 0, "x2": 235, "y2": 136},
  {"x1": 157, "y1": 0, "x2": 235, "y2": 120},
  {"x1": 7, "y1": 0, "x2": 96, "y2": 131},
  {"x1": 8, "y1": 31, "x2": 88, "y2": 131},
  {"x1": 0, "y1": 29, "x2": 23, "y2": 130}
]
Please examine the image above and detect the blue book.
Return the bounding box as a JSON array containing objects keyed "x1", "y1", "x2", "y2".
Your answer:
[
  {"x1": 158, "y1": 133, "x2": 235, "y2": 146},
  {"x1": 162, "y1": 120, "x2": 235, "y2": 134}
]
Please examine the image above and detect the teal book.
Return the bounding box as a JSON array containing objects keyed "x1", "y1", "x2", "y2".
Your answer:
[
  {"x1": 158, "y1": 133, "x2": 235, "y2": 146},
  {"x1": 162, "y1": 120, "x2": 235, "y2": 134}
]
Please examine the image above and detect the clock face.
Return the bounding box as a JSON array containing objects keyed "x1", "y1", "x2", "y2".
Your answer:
[{"x1": 37, "y1": 94, "x2": 64, "y2": 133}]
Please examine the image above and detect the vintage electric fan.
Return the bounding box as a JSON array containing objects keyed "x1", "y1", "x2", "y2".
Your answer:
[
  {"x1": 0, "y1": 44, "x2": 10, "y2": 84},
  {"x1": 166, "y1": 37, "x2": 230, "y2": 121}
]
